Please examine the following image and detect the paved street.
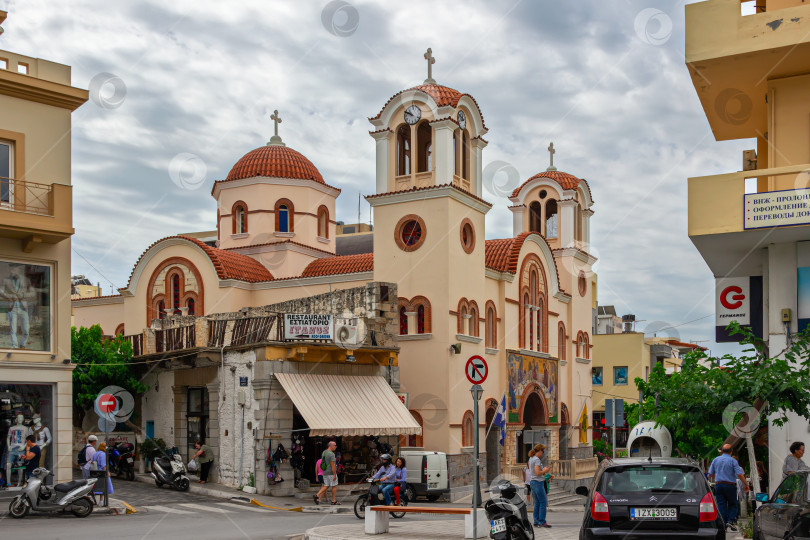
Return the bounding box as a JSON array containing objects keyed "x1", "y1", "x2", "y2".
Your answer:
[{"x1": 0, "y1": 478, "x2": 586, "y2": 539}]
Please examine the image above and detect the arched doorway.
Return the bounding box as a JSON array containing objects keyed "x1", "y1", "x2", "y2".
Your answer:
[
  {"x1": 559, "y1": 402, "x2": 571, "y2": 460},
  {"x1": 485, "y1": 401, "x2": 499, "y2": 483},
  {"x1": 517, "y1": 390, "x2": 548, "y2": 463}
]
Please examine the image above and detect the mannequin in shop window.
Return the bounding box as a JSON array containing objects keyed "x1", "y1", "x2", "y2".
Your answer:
[
  {"x1": 6, "y1": 414, "x2": 30, "y2": 485},
  {"x1": 31, "y1": 413, "x2": 51, "y2": 472}
]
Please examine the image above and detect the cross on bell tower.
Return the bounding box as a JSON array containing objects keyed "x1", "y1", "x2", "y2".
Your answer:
[
  {"x1": 424, "y1": 48, "x2": 436, "y2": 84},
  {"x1": 546, "y1": 142, "x2": 557, "y2": 171},
  {"x1": 267, "y1": 109, "x2": 285, "y2": 147}
]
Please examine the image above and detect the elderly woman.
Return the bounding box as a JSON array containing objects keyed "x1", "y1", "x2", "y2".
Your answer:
[{"x1": 192, "y1": 439, "x2": 214, "y2": 484}]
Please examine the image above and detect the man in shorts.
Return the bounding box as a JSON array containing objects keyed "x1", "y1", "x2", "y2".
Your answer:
[{"x1": 314, "y1": 441, "x2": 339, "y2": 505}]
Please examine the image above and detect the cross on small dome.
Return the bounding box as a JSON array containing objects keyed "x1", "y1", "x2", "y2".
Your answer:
[
  {"x1": 547, "y1": 142, "x2": 557, "y2": 172},
  {"x1": 424, "y1": 48, "x2": 436, "y2": 85},
  {"x1": 267, "y1": 109, "x2": 285, "y2": 147}
]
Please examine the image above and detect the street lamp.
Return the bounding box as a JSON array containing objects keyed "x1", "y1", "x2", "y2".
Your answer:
[{"x1": 470, "y1": 384, "x2": 483, "y2": 540}]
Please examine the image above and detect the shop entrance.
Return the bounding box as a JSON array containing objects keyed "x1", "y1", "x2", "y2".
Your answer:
[
  {"x1": 288, "y1": 406, "x2": 399, "y2": 487},
  {"x1": 0, "y1": 383, "x2": 54, "y2": 484},
  {"x1": 186, "y1": 387, "x2": 209, "y2": 459}
]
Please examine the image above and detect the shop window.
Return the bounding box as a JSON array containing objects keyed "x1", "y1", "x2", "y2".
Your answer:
[
  {"x1": 396, "y1": 124, "x2": 411, "y2": 176},
  {"x1": 416, "y1": 121, "x2": 432, "y2": 173},
  {"x1": 0, "y1": 260, "x2": 51, "y2": 351},
  {"x1": 0, "y1": 383, "x2": 54, "y2": 474},
  {"x1": 462, "y1": 410, "x2": 474, "y2": 447},
  {"x1": 187, "y1": 387, "x2": 209, "y2": 459}
]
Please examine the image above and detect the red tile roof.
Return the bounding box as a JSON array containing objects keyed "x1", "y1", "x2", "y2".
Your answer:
[
  {"x1": 223, "y1": 239, "x2": 335, "y2": 256},
  {"x1": 372, "y1": 84, "x2": 487, "y2": 129},
  {"x1": 301, "y1": 253, "x2": 373, "y2": 277},
  {"x1": 72, "y1": 294, "x2": 123, "y2": 302},
  {"x1": 511, "y1": 170, "x2": 584, "y2": 197},
  {"x1": 484, "y1": 233, "x2": 566, "y2": 295},
  {"x1": 213, "y1": 145, "x2": 337, "y2": 194},
  {"x1": 125, "y1": 236, "x2": 274, "y2": 288},
  {"x1": 365, "y1": 183, "x2": 492, "y2": 208}
]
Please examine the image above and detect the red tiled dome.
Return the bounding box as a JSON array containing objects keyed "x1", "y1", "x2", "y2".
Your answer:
[
  {"x1": 226, "y1": 145, "x2": 324, "y2": 184},
  {"x1": 511, "y1": 171, "x2": 583, "y2": 197},
  {"x1": 372, "y1": 84, "x2": 487, "y2": 129}
]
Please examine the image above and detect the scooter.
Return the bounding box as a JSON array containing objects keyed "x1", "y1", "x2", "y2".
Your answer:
[
  {"x1": 353, "y1": 480, "x2": 408, "y2": 519},
  {"x1": 109, "y1": 442, "x2": 136, "y2": 481},
  {"x1": 8, "y1": 467, "x2": 96, "y2": 519},
  {"x1": 484, "y1": 479, "x2": 534, "y2": 540},
  {"x1": 151, "y1": 448, "x2": 190, "y2": 491}
]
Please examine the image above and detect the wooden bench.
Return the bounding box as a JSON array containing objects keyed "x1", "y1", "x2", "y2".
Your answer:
[{"x1": 365, "y1": 505, "x2": 488, "y2": 537}]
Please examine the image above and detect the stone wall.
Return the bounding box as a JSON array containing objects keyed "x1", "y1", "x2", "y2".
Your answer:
[{"x1": 447, "y1": 450, "x2": 487, "y2": 501}]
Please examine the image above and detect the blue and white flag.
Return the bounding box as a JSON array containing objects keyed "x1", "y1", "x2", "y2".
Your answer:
[{"x1": 493, "y1": 394, "x2": 507, "y2": 446}]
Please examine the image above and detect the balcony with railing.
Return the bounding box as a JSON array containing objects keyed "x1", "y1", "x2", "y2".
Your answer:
[{"x1": 0, "y1": 178, "x2": 73, "y2": 247}]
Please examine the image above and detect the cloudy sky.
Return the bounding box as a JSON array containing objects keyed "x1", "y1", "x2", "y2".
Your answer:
[{"x1": 1, "y1": 0, "x2": 754, "y2": 354}]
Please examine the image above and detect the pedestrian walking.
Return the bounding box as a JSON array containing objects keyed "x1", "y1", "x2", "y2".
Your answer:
[
  {"x1": 708, "y1": 443, "x2": 748, "y2": 533},
  {"x1": 91, "y1": 442, "x2": 114, "y2": 497},
  {"x1": 192, "y1": 440, "x2": 214, "y2": 484},
  {"x1": 314, "y1": 441, "x2": 339, "y2": 505},
  {"x1": 79, "y1": 435, "x2": 98, "y2": 480},
  {"x1": 528, "y1": 443, "x2": 553, "y2": 529},
  {"x1": 782, "y1": 441, "x2": 810, "y2": 481}
]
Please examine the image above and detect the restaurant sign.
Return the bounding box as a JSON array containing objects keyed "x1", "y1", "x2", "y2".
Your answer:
[{"x1": 284, "y1": 314, "x2": 333, "y2": 340}]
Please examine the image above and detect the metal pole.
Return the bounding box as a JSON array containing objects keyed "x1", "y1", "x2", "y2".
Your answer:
[
  {"x1": 104, "y1": 428, "x2": 109, "y2": 507},
  {"x1": 238, "y1": 404, "x2": 245, "y2": 486},
  {"x1": 473, "y1": 386, "x2": 480, "y2": 540},
  {"x1": 611, "y1": 401, "x2": 616, "y2": 459}
]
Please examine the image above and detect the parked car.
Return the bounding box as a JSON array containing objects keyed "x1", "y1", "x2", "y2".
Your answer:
[
  {"x1": 575, "y1": 457, "x2": 725, "y2": 539},
  {"x1": 753, "y1": 471, "x2": 810, "y2": 540},
  {"x1": 399, "y1": 450, "x2": 448, "y2": 502}
]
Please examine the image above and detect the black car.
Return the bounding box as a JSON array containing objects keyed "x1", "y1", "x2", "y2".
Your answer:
[
  {"x1": 753, "y1": 471, "x2": 810, "y2": 540},
  {"x1": 576, "y1": 457, "x2": 726, "y2": 539}
]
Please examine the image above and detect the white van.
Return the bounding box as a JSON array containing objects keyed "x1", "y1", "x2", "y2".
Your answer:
[{"x1": 399, "y1": 450, "x2": 449, "y2": 502}]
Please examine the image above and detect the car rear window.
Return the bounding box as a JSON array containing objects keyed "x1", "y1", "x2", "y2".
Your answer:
[{"x1": 601, "y1": 466, "x2": 705, "y2": 495}]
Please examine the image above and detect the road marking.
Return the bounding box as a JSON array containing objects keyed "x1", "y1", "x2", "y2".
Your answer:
[
  {"x1": 216, "y1": 502, "x2": 273, "y2": 512},
  {"x1": 178, "y1": 503, "x2": 236, "y2": 513},
  {"x1": 142, "y1": 505, "x2": 195, "y2": 514}
]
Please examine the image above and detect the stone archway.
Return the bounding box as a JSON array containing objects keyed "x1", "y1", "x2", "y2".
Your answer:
[
  {"x1": 517, "y1": 388, "x2": 548, "y2": 463},
  {"x1": 559, "y1": 402, "x2": 571, "y2": 460}
]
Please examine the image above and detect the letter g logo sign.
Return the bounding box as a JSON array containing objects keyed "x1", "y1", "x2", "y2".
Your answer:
[{"x1": 720, "y1": 286, "x2": 745, "y2": 310}]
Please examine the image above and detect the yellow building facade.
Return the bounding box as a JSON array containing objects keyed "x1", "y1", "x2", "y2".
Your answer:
[
  {"x1": 72, "y1": 53, "x2": 596, "y2": 481},
  {"x1": 0, "y1": 11, "x2": 88, "y2": 484}
]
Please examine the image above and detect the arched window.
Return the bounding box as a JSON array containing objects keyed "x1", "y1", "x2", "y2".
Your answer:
[
  {"x1": 399, "y1": 305, "x2": 408, "y2": 336},
  {"x1": 417, "y1": 304, "x2": 426, "y2": 334},
  {"x1": 530, "y1": 272, "x2": 538, "y2": 350},
  {"x1": 317, "y1": 206, "x2": 329, "y2": 238},
  {"x1": 186, "y1": 298, "x2": 195, "y2": 316},
  {"x1": 453, "y1": 130, "x2": 459, "y2": 175},
  {"x1": 462, "y1": 410, "x2": 474, "y2": 447},
  {"x1": 462, "y1": 130, "x2": 470, "y2": 180},
  {"x1": 575, "y1": 204, "x2": 583, "y2": 242},
  {"x1": 171, "y1": 273, "x2": 181, "y2": 314},
  {"x1": 536, "y1": 296, "x2": 544, "y2": 352},
  {"x1": 485, "y1": 304, "x2": 497, "y2": 349},
  {"x1": 529, "y1": 201, "x2": 542, "y2": 234},
  {"x1": 114, "y1": 324, "x2": 125, "y2": 336},
  {"x1": 577, "y1": 331, "x2": 590, "y2": 359},
  {"x1": 407, "y1": 411, "x2": 424, "y2": 448},
  {"x1": 397, "y1": 124, "x2": 411, "y2": 176},
  {"x1": 233, "y1": 202, "x2": 247, "y2": 234},
  {"x1": 157, "y1": 300, "x2": 165, "y2": 319},
  {"x1": 558, "y1": 323, "x2": 566, "y2": 360},
  {"x1": 275, "y1": 199, "x2": 294, "y2": 233},
  {"x1": 468, "y1": 301, "x2": 479, "y2": 337},
  {"x1": 522, "y1": 292, "x2": 531, "y2": 349},
  {"x1": 545, "y1": 199, "x2": 558, "y2": 239},
  {"x1": 583, "y1": 332, "x2": 590, "y2": 359},
  {"x1": 460, "y1": 304, "x2": 468, "y2": 334},
  {"x1": 417, "y1": 121, "x2": 432, "y2": 173}
]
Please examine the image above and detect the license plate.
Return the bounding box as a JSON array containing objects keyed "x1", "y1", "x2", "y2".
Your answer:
[
  {"x1": 491, "y1": 518, "x2": 506, "y2": 533},
  {"x1": 429, "y1": 483, "x2": 439, "y2": 489},
  {"x1": 630, "y1": 507, "x2": 677, "y2": 520},
  {"x1": 126, "y1": 458, "x2": 134, "y2": 463}
]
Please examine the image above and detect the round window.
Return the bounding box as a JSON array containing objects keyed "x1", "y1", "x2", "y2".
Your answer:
[
  {"x1": 539, "y1": 189, "x2": 547, "y2": 199},
  {"x1": 460, "y1": 219, "x2": 475, "y2": 254},
  {"x1": 395, "y1": 215, "x2": 427, "y2": 252},
  {"x1": 578, "y1": 272, "x2": 587, "y2": 297}
]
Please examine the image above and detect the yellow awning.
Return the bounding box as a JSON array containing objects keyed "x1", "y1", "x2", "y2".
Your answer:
[{"x1": 274, "y1": 373, "x2": 422, "y2": 437}]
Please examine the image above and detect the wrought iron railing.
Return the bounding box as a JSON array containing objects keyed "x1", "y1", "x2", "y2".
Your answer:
[{"x1": 0, "y1": 177, "x2": 53, "y2": 216}]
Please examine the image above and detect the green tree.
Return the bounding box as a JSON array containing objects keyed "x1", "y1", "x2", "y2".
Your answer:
[
  {"x1": 71, "y1": 325, "x2": 147, "y2": 427},
  {"x1": 627, "y1": 322, "x2": 810, "y2": 460}
]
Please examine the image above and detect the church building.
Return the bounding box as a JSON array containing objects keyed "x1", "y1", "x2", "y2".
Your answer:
[{"x1": 72, "y1": 50, "x2": 596, "y2": 487}]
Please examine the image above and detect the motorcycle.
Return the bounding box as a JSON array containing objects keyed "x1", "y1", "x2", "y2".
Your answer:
[
  {"x1": 109, "y1": 442, "x2": 136, "y2": 481},
  {"x1": 484, "y1": 479, "x2": 534, "y2": 540},
  {"x1": 353, "y1": 480, "x2": 408, "y2": 519},
  {"x1": 8, "y1": 467, "x2": 96, "y2": 519},
  {"x1": 151, "y1": 448, "x2": 190, "y2": 491}
]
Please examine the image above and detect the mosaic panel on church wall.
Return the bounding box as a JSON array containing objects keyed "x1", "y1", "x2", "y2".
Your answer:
[{"x1": 507, "y1": 352, "x2": 558, "y2": 424}]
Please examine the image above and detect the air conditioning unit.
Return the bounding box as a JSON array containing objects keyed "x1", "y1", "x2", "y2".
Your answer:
[{"x1": 334, "y1": 325, "x2": 359, "y2": 348}]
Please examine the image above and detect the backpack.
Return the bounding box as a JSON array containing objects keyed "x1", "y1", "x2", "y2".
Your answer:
[
  {"x1": 320, "y1": 451, "x2": 330, "y2": 472},
  {"x1": 77, "y1": 444, "x2": 91, "y2": 466}
]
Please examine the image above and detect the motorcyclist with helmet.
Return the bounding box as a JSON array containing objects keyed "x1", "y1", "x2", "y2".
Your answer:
[{"x1": 370, "y1": 454, "x2": 398, "y2": 505}]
